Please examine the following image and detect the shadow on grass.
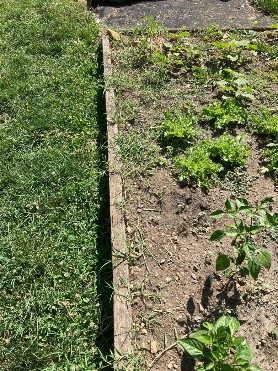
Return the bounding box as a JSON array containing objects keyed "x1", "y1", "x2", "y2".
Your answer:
[{"x1": 95, "y1": 43, "x2": 114, "y2": 370}]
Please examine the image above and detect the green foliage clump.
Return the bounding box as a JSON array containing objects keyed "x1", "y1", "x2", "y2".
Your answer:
[
  {"x1": 212, "y1": 39, "x2": 257, "y2": 66},
  {"x1": 250, "y1": 110, "x2": 278, "y2": 136},
  {"x1": 178, "y1": 315, "x2": 261, "y2": 371},
  {"x1": 211, "y1": 197, "x2": 277, "y2": 280},
  {"x1": 175, "y1": 135, "x2": 250, "y2": 187},
  {"x1": 252, "y1": 0, "x2": 278, "y2": 16},
  {"x1": 217, "y1": 69, "x2": 255, "y2": 101},
  {"x1": 263, "y1": 144, "x2": 278, "y2": 180},
  {"x1": 161, "y1": 111, "x2": 199, "y2": 142},
  {"x1": 175, "y1": 146, "x2": 222, "y2": 187},
  {"x1": 202, "y1": 98, "x2": 246, "y2": 129},
  {"x1": 209, "y1": 134, "x2": 250, "y2": 166}
]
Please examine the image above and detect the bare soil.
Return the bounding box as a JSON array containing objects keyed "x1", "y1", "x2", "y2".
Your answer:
[
  {"x1": 126, "y1": 151, "x2": 277, "y2": 370},
  {"x1": 110, "y1": 29, "x2": 278, "y2": 370}
]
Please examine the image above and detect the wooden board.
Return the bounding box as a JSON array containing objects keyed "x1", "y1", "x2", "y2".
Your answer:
[{"x1": 101, "y1": 30, "x2": 132, "y2": 367}]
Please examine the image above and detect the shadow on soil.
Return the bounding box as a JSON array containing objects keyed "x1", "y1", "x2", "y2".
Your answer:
[{"x1": 95, "y1": 43, "x2": 114, "y2": 370}]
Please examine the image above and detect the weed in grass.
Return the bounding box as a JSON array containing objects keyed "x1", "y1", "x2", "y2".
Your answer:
[
  {"x1": 175, "y1": 135, "x2": 249, "y2": 188},
  {"x1": 211, "y1": 197, "x2": 277, "y2": 280},
  {"x1": 202, "y1": 98, "x2": 246, "y2": 129},
  {"x1": 178, "y1": 315, "x2": 261, "y2": 371},
  {"x1": 117, "y1": 131, "x2": 159, "y2": 175},
  {"x1": 250, "y1": 109, "x2": 278, "y2": 136},
  {"x1": 191, "y1": 66, "x2": 210, "y2": 85}
]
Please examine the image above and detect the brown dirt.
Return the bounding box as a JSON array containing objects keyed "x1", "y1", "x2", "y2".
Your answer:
[
  {"x1": 110, "y1": 30, "x2": 278, "y2": 370},
  {"x1": 125, "y1": 145, "x2": 277, "y2": 370}
]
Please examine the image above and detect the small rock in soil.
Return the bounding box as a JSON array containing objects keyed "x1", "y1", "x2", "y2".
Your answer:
[
  {"x1": 150, "y1": 340, "x2": 158, "y2": 354},
  {"x1": 165, "y1": 276, "x2": 172, "y2": 283},
  {"x1": 191, "y1": 273, "x2": 197, "y2": 280},
  {"x1": 167, "y1": 361, "x2": 174, "y2": 369}
]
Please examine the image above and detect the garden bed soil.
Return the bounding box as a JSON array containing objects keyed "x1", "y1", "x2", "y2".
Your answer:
[
  {"x1": 94, "y1": 0, "x2": 275, "y2": 29},
  {"x1": 108, "y1": 28, "x2": 278, "y2": 370}
]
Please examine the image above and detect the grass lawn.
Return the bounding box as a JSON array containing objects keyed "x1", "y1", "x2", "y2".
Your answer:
[
  {"x1": 252, "y1": 0, "x2": 278, "y2": 17},
  {"x1": 0, "y1": 0, "x2": 104, "y2": 369}
]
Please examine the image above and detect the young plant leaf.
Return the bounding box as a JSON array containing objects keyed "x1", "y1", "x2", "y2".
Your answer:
[
  {"x1": 211, "y1": 209, "x2": 225, "y2": 218},
  {"x1": 248, "y1": 365, "x2": 262, "y2": 371},
  {"x1": 248, "y1": 259, "x2": 261, "y2": 280},
  {"x1": 260, "y1": 197, "x2": 273, "y2": 207},
  {"x1": 258, "y1": 250, "x2": 271, "y2": 270},
  {"x1": 215, "y1": 315, "x2": 240, "y2": 336},
  {"x1": 216, "y1": 254, "x2": 231, "y2": 271},
  {"x1": 210, "y1": 230, "x2": 226, "y2": 241},
  {"x1": 225, "y1": 199, "x2": 233, "y2": 210},
  {"x1": 235, "y1": 340, "x2": 252, "y2": 364},
  {"x1": 190, "y1": 330, "x2": 212, "y2": 345},
  {"x1": 178, "y1": 338, "x2": 204, "y2": 358}
]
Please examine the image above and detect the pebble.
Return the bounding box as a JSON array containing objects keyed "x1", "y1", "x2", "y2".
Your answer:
[
  {"x1": 167, "y1": 361, "x2": 174, "y2": 369},
  {"x1": 191, "y1": 273, "x2": 197, "y2": 280},
  {"x1": 150, "y1": 340, "x2": 158, "y2": 354},
  {"x1": 165, "y1": 276, "x2": 172, "y2": 283}
]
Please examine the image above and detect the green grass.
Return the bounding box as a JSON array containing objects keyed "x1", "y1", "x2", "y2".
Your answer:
[
  {"x1": 0, "y1": 0, "x2": 103, "y2": 369},
  {"x1": 252, "y1": 0, "x2": 278, "y2": 17}
]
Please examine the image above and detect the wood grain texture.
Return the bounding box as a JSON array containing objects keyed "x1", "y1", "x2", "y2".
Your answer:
[{"x1": 102, "y1": 30, "x2": 132, "y2": 365}]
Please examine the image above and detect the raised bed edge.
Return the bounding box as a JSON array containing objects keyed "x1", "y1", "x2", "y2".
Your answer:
[{"x1": 101, "y1": 30, "x2": 133, "y2": 366}]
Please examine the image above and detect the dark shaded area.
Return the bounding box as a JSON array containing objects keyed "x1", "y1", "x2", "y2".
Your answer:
[
  {"x1": 93, "y1": 0, "x2": 275, "y2": 30},
  {"x1": 201, "y1": 274, "x2": 214, "y2": 309},
  {"x1": 95, "y1": 44, "x2": 114, "y2": 370},
  {"x1": 186, "y1": 296, "x2": 196, "y2": 317},
  {"x1": 181, "y1": 352, "x2": 196, "y2": 371}
]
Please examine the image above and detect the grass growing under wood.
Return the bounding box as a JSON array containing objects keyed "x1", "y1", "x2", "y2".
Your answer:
[{"x1": 0, "y1": 0, "x2": 105, "y2": 369}]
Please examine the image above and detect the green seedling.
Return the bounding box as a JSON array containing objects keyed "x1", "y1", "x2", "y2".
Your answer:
[
  {"x1": 164, "y1": 40, "x2": 203, "y2": 72},
  {"x1": 175, "y1": 135, "x2": 250, "y2": 188},
  {"x1": 203, "y1": 24, "x2": 224, "y2": 41},
  {"x1": 202, "y1": 98, "x2": 246, "y2": 129},
  {"x1": 161, "y1": 111, "x2": 199, "y2": 143},
  {"x1": 178, "y1": 315, "x2": 261, "y2": 371},
  {"x1": 212, "y1": 38, "x2": 257, "y2": 66},
  {"x1": 250, "y1": 109, "x2": 278, "y2": 136},
  {"x1": 210, "y1": 197, "x2": 277, "y2": 279},
  {"x1": 217, "y1": 69, "x2": 255, "y2": 101},
  {"x1": 263, "y1": 143, "x2": 278, "y2": 181}
]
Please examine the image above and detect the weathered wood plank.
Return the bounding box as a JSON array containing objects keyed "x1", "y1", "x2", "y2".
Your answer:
[{"x1": 101, "y1": 30, "x2": 132, "y2": 366}]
